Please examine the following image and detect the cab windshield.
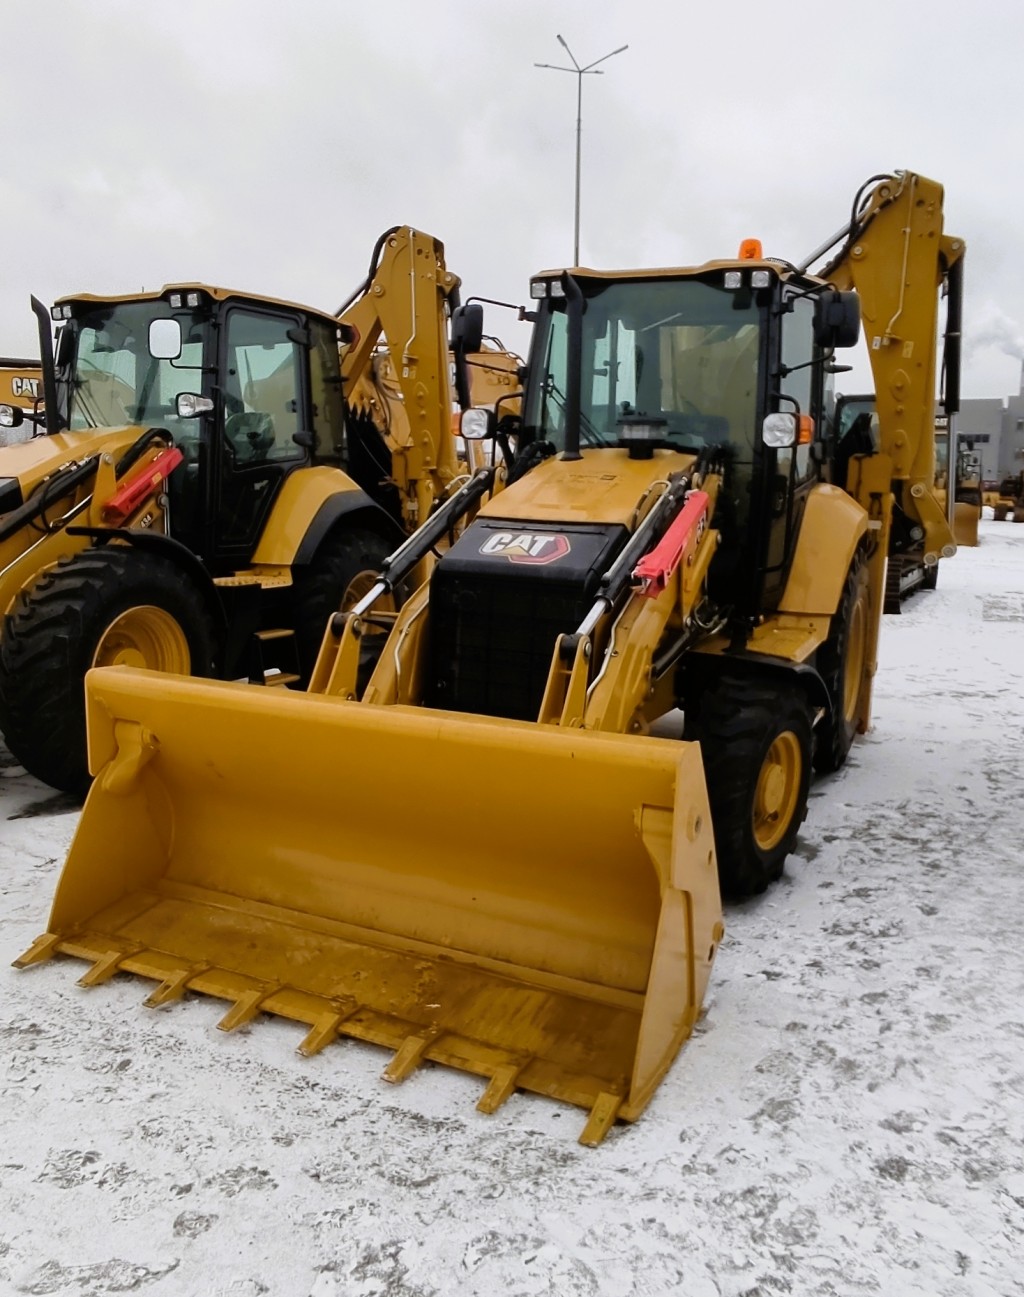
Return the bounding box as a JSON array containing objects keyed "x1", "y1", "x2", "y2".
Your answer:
[
  {"x1": 524, "y1": 277, "x2": 763, "y2": 455},
  {"x1": 58, "y1": 302, "x2": 207, "y2": 438}
]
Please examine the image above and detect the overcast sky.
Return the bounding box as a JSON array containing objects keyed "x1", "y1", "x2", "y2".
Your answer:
[{"x1": 5, "y1": 0, "x2": 1024, "y2": 399}]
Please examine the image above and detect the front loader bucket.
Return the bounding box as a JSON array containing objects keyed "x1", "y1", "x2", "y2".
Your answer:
[{"x1": 16, "y1": 667, "x2": 723, "y2": 1145}]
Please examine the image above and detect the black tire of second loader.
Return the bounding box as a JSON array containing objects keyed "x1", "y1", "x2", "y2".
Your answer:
[
  {"x1": 813, "y1": 550, "x2": 870, "y2": 775},
  {"x1": 0, "y1": 547, "x2": 215, "y2": 795},
  {"x1": 292, "y1": 527, "x2": 395, "y2": 687}
]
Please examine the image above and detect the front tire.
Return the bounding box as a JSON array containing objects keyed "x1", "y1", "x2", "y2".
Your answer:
[
  {"x1": 0, "y1": 547, "x2": 214, "y2": 794},
  {"x1": 685, "y1": 674, "x2": 813, "y2": 899},
  {"x1": 293, "y1": 527, "x2": 394, "y2": 685}
]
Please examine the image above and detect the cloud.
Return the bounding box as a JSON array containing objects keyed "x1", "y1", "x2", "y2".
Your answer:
[
  {"x1": 4, "y1": 0, "x2": 1024, "y2": 401},
  {"x1": 965, "y1": 303, "x2": 1024, "y2": 361}
]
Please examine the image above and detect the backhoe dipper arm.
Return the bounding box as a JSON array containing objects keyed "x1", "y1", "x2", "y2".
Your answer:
[
  {"x1": 819, "y1": 171, "x2": 965, "y2": 564},
  {"x1": 338, "y1": 227, "x2": 462, "y2": 528}
]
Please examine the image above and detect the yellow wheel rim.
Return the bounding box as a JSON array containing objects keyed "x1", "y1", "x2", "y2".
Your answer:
[
  {"x1": 842, "y1": 593, "x2": 868, "y2": 724},
  {"x1": 93, "y1": 606, "x2": 191, "y2": 672},
  {"x1": 753, "y1": 731, "x2": 802, "y2": 852}
]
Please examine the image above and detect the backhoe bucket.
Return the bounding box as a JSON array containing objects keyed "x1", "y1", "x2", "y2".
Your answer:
[{"x1": 16, "y1": 667, "x2": 723, "y2": 1145}]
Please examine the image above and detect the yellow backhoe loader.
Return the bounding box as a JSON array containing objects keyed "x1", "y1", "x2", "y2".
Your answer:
[
  {"x1": 16, "y1": 172, "x2": 962, "y2": 1144},
  {"x1": 835, "y1": 395, "x2": 957, "y2": 608},
  {"x1": 933, "y1": 417, "x2": 982, "y2": 546},
  {"x1": 952, "y1": 442, "x2": 983, "y2": 543},
  {"x1": 990, "y1": 470, "x2": 1024, "y2": 522},
  {"x1": 0, "y1": 357, "x2": 42, "y2": 440},
  {"x1": 0, "y1": 227, "x2": 483, "y2": 792}
]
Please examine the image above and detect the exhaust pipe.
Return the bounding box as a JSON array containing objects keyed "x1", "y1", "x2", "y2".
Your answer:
[{"x1": 30, "y1": 296, "x2": 60, "y2": 436}]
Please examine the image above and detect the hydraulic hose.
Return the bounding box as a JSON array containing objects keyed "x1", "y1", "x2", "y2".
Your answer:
[{"x1": 943, "y1": 254, "x2": 964, "y2": 416}]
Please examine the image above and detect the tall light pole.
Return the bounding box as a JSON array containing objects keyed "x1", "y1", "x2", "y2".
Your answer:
[{"x1": 535, "y1": 35, "x2": 628, "y2": 266}]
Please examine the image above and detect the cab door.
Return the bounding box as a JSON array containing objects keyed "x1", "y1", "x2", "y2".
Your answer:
[
  {"x1": 212, "y1": 307, "x2": 309, "y2": 564},
  {"x1": 759, "y1": 291, "x2": 824, "y2": 609}
]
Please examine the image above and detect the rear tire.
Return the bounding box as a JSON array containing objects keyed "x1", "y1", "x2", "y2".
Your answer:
[
  {"x1": 0, "y1": 547, "x2": 214, "y2": 794},
  {"x1": 293, "y1": 528, "x2": 394, "y2": 685},
  {"x1": 814, "y1": 552, "x2": 870, "y2": 774},
  {"x1": 684, "y1": 674, "x2": 813, "y2": 899}
]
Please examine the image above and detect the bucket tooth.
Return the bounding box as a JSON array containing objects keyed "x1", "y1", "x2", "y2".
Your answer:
[
  {"x1": 216, "y1": 985, "x2": 278, "y2": 1033},
  {"x1": 579, "y1": 1091, "x2": 624, "y2": 1147},
  {"x1": 77, "y1": 946, "x2": 141, "y2": 988},
  {"x1": 476, "y1": 1062, "x2": 526, "y2": 1115},
  {"x1": 144, "y1": 963, "x2": 211, "y2": 1008},
  {"x1": 297, "y1": 1001, "x2": 360, "y2": 1057},
  {"x1": 383, "y1": 1027, "x2": 442, "y2": 1084},
  {"x1": 12, "y1": 932, "x2": 62, "y2": 970}
]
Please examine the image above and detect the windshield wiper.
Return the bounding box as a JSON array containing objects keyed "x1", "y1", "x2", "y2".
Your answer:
[{"x1": 543, "y1": 378, "x2": 607, "y2": 447}]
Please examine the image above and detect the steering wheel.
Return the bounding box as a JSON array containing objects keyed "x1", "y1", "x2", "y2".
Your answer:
[{"x1": 225, "y1": 411, "x2": 275, "y2": 459}]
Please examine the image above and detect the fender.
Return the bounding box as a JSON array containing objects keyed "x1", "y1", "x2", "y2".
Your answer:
[
  {"x1": 684, "y1": 651, "x2": 831, "y2": 715},
  {"x1": 251, "y1": 466, "x2": 404, "y2": 568},
  {"x1": 778, "y1": 483, "x2": 868, "y2": 617},
  {"x1": 292, "y1": 493, "x2": 405, "y2": 567}
]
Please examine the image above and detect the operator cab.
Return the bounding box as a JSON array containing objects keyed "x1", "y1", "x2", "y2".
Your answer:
[
  {"x1": 516, "y1": 261, "x2": 859, "y2": 617},
  {"x1": 47, "y1": 286, "x2": 349, "y2": 568}
]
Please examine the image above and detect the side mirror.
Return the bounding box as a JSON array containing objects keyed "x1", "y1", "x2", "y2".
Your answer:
[
  {"x1": 813, "y1": 290, "x2": 860, "y2": 350},
  {"x1": 0, "y1": 404, "x2": 25, "y2": 430},
  {"x1": 461, "y1": 408, "x2": 493, "y2": 441},
  {"x1": 451, "y1": 303, "x2": 484, "y2": 356},
  {"x1": 149, "y1": 317, "x2": 183, "y2": 361}
]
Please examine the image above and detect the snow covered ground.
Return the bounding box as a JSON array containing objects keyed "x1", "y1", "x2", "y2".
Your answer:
[{"x1": 2, "y1": 520, "x2": 1023, "y2": 1297}]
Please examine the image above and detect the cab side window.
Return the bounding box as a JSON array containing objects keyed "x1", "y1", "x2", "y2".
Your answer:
[
  {"x1": 223, "y1": 311, "x2": 303, "y2": 464},
  {"x1": 779, "y1": 295, "x2": 816, "y2": 480}
]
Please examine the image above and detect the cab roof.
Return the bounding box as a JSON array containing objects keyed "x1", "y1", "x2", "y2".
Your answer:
[
  {"x1": 531, "y1": 258, "x2": 818, "y2": 287},
  {"x1": 54, "y1": 283, "x2": 341, "y2": 329}
]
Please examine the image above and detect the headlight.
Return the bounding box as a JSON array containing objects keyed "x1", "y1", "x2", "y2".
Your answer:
[
  {"x1": 0, "y1": 404, "x2": 24, "y2": 429},
  {"x1": 176, "y1": 393, "x2": 214, "y2": 418},
  {"x1": 762, "y1": 413, "x2": 796, "y2": 448},
  {"x1": 460, "y1": 408, "x2": 491, "y2": 441}
]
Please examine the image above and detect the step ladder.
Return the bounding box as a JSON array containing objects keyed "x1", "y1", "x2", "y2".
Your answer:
[{"x1": 247, "y1": 627, "x2": 301, "y2": 688}]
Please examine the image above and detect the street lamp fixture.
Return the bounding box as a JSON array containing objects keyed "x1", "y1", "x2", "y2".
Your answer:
[{"x1": 535, "y1": 35, "x2": 628, "y2": 266}]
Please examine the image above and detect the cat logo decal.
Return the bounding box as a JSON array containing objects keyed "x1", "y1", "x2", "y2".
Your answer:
[{"x1": 478, "y1": 532, "x2": 572, "y2": 565}]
